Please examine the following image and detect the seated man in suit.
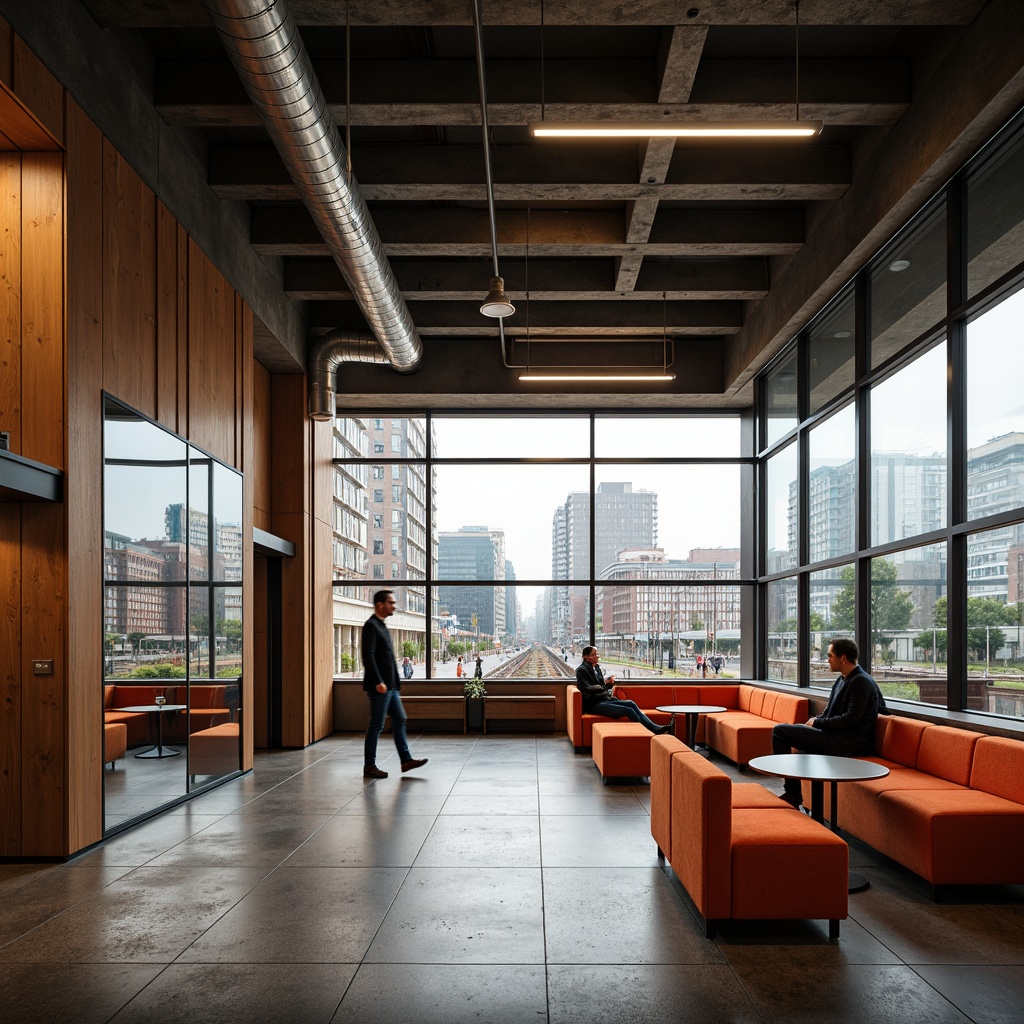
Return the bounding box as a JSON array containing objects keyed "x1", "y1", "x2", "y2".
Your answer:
[
  {"x1": 575, "y1": 647, "x2": 670, "y2": 735},
  {"x1": 771, "y1": 637, "x2": 886, "y2": 807}
]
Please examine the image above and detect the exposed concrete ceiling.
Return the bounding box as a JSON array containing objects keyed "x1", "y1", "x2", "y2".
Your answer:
[{"x1": 74, "y1": 0, "x2": 1024, "y2": 407}]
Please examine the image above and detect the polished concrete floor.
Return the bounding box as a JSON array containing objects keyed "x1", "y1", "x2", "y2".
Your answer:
[{"x1": 2, "y1": 732, "x2": 1024, "y2": 1024}]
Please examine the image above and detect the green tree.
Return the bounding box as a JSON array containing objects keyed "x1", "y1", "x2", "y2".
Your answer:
[
  {"x1": 830, "y1": 561, "x2": 914, "y2": 655},
  {"x1": 401, "y1": 640, "x2": 420, "y2": 660},
  {"x1": 932, "y1": 595, "x2": 1018, "y2": 628}
]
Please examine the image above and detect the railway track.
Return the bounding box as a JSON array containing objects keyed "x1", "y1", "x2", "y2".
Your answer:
[{"x1": 486, "y1": 644, "x2": 576, "y2": 680}]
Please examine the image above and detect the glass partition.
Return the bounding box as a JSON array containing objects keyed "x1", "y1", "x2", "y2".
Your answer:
[{"x1": 103, "y1": 396, "x2": 243, "y2": 833}]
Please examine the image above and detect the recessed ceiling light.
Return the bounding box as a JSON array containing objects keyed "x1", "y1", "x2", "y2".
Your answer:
[{"x1": 889, "y1": 259, "x2": 911, "y2": 272}]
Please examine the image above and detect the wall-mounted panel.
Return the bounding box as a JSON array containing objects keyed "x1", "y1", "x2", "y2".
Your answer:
[
  {"x1": 102, "y1": 142, "x2": 157, "y2": 421},
  {"x1": 21, "y1": 151, "x2": 63, "y2": 469},
  {"x1": 187, "y1": 240, "x2": 237, "y2": 465},
  {"x1": 0, "y1": 154, "x2": 20, "y2": 451}
]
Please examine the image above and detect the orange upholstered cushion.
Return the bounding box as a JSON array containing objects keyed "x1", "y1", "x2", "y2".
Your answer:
[
  {"x1": 670, "y1": 750, "x2": 732, "y2": 920},
  {"x1": 771, "y1": 692, "x2": 809, "y2": 724},
  {"x1": 592, "y1": 722, "x2": 653, "y2": 779},
  {"x1": 916, "y1": 726, "x2": 981, "y2": 787},
  {"x1": 671, "y1": 685, "x2": 702, "y2": 704},
  {"x1": 731, "y1": 783, "x2": 794, "y2": 809},
  {"x1": 746, "y1": 688, "x2": 766, "y2": 716},
  {"x1": 879, "y1": 716, "x2": 928, "y2": 766},
  {"x1": 876, "y1": 787, "x2": 1024, "y2": 885},
  {"x1": 730, "y1": 809, "x2": 848, "y2": 922},
  {"x1": 970, "y1": 737, "x2": 1024, "y2": 804},
  {"x1": 613, "y1": 685, "x2": 675, "y2": 706},
  {"x1": 701, "y1": 685, "x2": 740, "y2": 709},
  {"x1": 650, "y1": 735, "x2": 688, "y2": 859}
]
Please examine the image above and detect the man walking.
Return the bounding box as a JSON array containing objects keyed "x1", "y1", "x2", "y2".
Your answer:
[
  {"x1": 771, "y1": 637, "x2": 886, "y2": 807},
  {"x1": 362, "y1": 589, "x2": 428, "y2": 779}
]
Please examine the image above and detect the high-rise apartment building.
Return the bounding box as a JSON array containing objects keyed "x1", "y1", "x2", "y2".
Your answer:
[
  {"x1": 550, "y1": 482, "x2": 658, "y2": 641},
  {"x1": 438, "y1": 526, "x2": 506, "y2": 640}
]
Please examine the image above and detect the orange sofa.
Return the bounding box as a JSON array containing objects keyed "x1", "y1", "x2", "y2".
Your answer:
[
  {"x1": 807, "y1": 716, "x2": 1024, "y2": 890},
  {"x1": 567, "y1": 683, "x2": 808, "y2": 765},
  {"x1": 104, "y1": 683, "x2": 235, "y2": 746},
  {"x1": 103, "y1": 722, "x2": 127, "y2": 768},
  {"x1": 652, "y1": 734, "x2": 848, "y2": 938}
]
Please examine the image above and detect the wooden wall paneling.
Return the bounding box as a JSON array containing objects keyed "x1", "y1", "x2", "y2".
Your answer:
[
  {"x1": 155, "y1": 202, "x2": 179, "y2": 434},
  {"x1": 102, "y1": 143, "x2": 156, "y2": 419},
  {"x1": 311, "y1": 417, "x2": 334, "y2": 740},
  {"x1": 65, "y1": 99, "x2": 104, "y2": 852},
  {"x1": 187, "y1": 240, "x2": 235, "y2": 464},
  {"x1": 0, "y1": 154, "x2": 20, "y2": 452},
  {"x1": 0, "y1": 506, "x2": 22, "y2": 855},
  {"x1": 11, "y1": 36, "x2": 63, "y2": 146},
  {"x1": 20, "y1": 151, "x2": 62, "y2": 469},
  {"x1": 176, "y1": 224, "x2": 188, "y2": 436},
  {"x1": 312, "y1": 513, "x2": 333, "y2": 740},
  {"x1": 274, "y1": 510, "x2": 309, "y2": 747},
  {"x1": 270, "y1": 373, "x2": 310, "y2": 746},
  {"x1": 20, "y1": 504, "x2": 65, "y2": 855},
  {"x1": 251, "y1": 555, "x2": 268, "y2": 748},
  {"x1": 252, "y1": 360, "x2": 271, "y2": 523}
]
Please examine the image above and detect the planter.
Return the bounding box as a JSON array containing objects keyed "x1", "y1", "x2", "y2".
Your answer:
[{"x1": 466, "y1": 697, "x2": 484, "y2": 731}]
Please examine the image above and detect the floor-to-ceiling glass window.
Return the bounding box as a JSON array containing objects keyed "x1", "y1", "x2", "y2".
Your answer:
[
  {"x1": 755, "y1": 107, "x2": 1024, "y2": 725},
  {"x1": 103, "y1": 396, "x2": 243, "y2": 832},
  {"x1": 331, "y1": 413, "x2": 751, "y2": 680}
]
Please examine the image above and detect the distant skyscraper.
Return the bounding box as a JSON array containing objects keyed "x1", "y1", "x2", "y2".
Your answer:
[
  {"x1": 438, "y1": 526, "x2": 507, "y2": 638},
  {"x1": 550, "y1": 482, "x2": 657, "y2": 641}
]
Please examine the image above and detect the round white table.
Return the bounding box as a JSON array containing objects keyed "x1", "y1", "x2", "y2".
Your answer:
[
  {"x1": 114, "y1": 704, "x2": 187, "y2": 759},
  {"x1": 655, "y1": 704, "x2": 727, "y2": 750},
  {"x1": 749, "y1": 752, "x2": 890, "y2": 891}
]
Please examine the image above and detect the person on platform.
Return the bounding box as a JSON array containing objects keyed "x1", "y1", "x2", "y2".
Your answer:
[
  {"x1": 771, "y1": 637, "x2": 886, "y2": 807},
  {"x1": 474, "y1": 654, "x2": 483, "y2": 679},
  {"x1": 575, "y1": 646, "x2": 671, "y2": 734},
  {"x1": 361, "y1": 589, "x2": 428, "y2": 779}
]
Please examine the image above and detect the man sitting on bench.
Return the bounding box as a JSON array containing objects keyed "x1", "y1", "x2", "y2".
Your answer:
[{"x1": 576, "y1": 646, "x2": 671, "y2": 735}]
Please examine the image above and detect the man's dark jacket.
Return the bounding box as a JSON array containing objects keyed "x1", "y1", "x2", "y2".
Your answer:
[
  {"x1": 814, "y1": 664, "x2": 886, "y2": 754},
  {"x1": 575, "y1": 661, "x2": 615, "y2": 710},
  {"x1": 362, "y1": 615, "x2": 400, "y2": 693}
]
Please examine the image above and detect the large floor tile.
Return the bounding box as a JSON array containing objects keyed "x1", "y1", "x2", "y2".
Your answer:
[
  {"x1": 335, "y1": 963, "x2": 546, "y2": 1024},
  {"x1": 543, "y1": 867, "x2": 724, "y2": 965},
  {"x1": 365, "y1": 867, "x2": 545, "y2": 964},
  {"x1": 147, "y1": 814, "x2": 333, "y2": 867},
  {"x1": 87, "y1": 813, "x2": 228, "y2": 866},
  {"x1": 733, "y1": 963, "x2": 973, "y2": 1023},
  {"x1": 913, "y1": 964, "x2": 1024, "y2": 1024},
  {"x1": 540, "y1": 814, "x2": 661, "y2": 867},
  {"x1": 547, "y1": 964, "x2": 763, "y2": 1024},
  {"x1": 539, "y1": 791, "x2": 647, "y2": 815},
  {"x1": 108, "y1": 963, "x2": 356, "y2": 1024},
  {"x1": 414, "y1": 815, "x2": 541, "y2": 867},
  {"x1": 283, "y1": 814, "x2": 436, "y2": 866},
  {"x1": 0, "y1": 963, "x2": 163, "y2": 1024},
  {"x1": 0, "y1": 866, "x2": 268, "y2": 964},
  {"x1": 177, "y1": 866, "x2": 407, "y2": 963},
  {"x1": 848, "y1": 872, "x2": 1024, "y2": 964}
]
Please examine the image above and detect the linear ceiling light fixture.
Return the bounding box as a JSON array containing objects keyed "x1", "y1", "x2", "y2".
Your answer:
[
  {"x1": 519, "y1": 372, "x2": 677, "y2": 382},
  {"x1": 529, "y1": 0, "x2": 821, "y2": 140},
  {"x1": 530, "y1": 121, "x2": 821, "y2": 139}
]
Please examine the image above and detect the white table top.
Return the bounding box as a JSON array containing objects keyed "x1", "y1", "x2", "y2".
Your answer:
[
  {"x1": 655, "y1": 704, "x2": 728, "y2": 714},
  {"x1": 749, "y1": 753, "x2": 890, "y2": 783},
  {"x1": 113, "y1": 704, "x2": 187, "y2": 713}
]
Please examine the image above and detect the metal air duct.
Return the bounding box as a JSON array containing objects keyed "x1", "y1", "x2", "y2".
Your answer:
[{"x1": 202, "y1": 0, "x2": 423, "y2": 420}]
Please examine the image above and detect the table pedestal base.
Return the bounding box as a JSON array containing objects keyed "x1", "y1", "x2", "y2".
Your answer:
[
  {"x1": 135, "y1": 746, "x2": 181, "y2": 759},
  {"x1": 848, "y1": 870, "x2": 870, "y2": 893}
]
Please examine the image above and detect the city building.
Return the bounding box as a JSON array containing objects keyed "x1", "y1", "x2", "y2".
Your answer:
[{"x1": 438, "y1": 526, "x2": 506, "y2": 641}]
